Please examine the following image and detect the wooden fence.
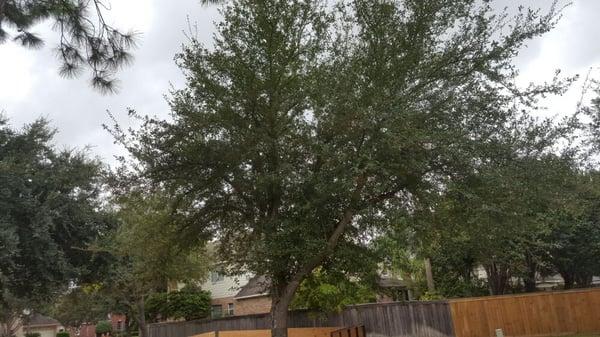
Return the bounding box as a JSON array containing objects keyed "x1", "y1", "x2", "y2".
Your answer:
[
  {"x1": 149, "y1": 288, "x2": 600, "y2": 337},
  {"x1": 449, "y1": 288, "x2": 600, "y2": 337},
  {"x1": 148, "y1": 301, "x2": 454, "y2": 337},
  {"x1": 190, "y1": 328, "x2": 338, "y2": 337},
  {"x1": 330, "y1": 326, "x2": 366, "y2": 337}
]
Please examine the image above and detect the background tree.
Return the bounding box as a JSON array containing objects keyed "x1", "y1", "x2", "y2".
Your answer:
[
  {"x1": 413, "y1": 114, "x2": 579, "y2": 295},
  {"x1": 543, "y1": 171, "x2": 600, "y2": 289},
  {"x1": 291, "y1": 268, "x2": 377, "y2": 314},
  {"x1": 50, "y1": 284, "x2": 123, "y2": 329},
  {"x1": 0, "y1": 116, "x2": 114, "y2": 337},
  {"x1": 0, "y1": 0, "x2": 136, "y2": 92},
  {"x1": 110, "y1": 1, "x2": 567, "y2": 336},
  {"x1": 96, "y1": 191, "x2": 210, "y2": 337}
]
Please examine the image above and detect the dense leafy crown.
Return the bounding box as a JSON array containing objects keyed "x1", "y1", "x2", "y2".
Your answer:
[
  {"x1": 0, "y1": 117, "x2": 111, "y2": 311},
  {"x1": 112, "y1": 0, "x2": 565, "y2": 293}
]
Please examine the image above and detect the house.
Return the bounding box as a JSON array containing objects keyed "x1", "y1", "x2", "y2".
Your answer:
[
  {"x1": 18, "y1": 314, "x2": 62, "y2": 337},
  {"x1": 200, "y1": 271, "x2": 408, "y2": 318},
  {"x1": 375, "y1": 276, "x2": 412, "y2": 302},
  {"x1": 76, "y1": 313, "x2": 127, "y2": 337},
  {"x1": 473, "y1": 265, "x2": 600, "y2": 291},
  {"x1": 199, "y1": 272, "x2": 271, "y2": 318}
]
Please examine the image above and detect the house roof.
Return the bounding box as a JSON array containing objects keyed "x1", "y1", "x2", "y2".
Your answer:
[
  {"x1": 376, "y1": 276, "x2": 408, "y2": 289},
  {"x1": 233, "y1": 274, "x2": 406, "y2": 299},
  {"x1": 234, "y1": 275, "x2": 270, "y2": 299},
  {"x1": 26, "y1": 314, "x2": 60, "y2": 327}
]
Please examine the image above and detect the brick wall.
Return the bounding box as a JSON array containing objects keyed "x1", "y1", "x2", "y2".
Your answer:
[
  {"x1": 234, "y1": 296, "x2": 271, "y2": 316},
  {"x1": 79, "y1": 324, "x2": 95, "y2": 337},
  {"x1": 210, "y1": 295, "x2": 271, "y2": 317},
  {"x1": 109, "y1": 313, "x2": 126, "y2": 332},
  {"x1": 210, "y1": 297, "x2": 236, "y2": 318}
]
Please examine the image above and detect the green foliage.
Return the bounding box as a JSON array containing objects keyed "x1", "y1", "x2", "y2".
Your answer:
[
  {"x1": 146, "y1": 285, "x2": 211, "y2": 322},
  {"x1": 51, "y1": 285, "x2": 123, "y2": 328},
  {"x1": 57, "y1": 331, "x2": 70, "y2": 337},
  {"x1": 89, "y1": 191, "x2": 210, "y2": 334},
  {"x1": 292, "y1": 269, "x2": 376, "y2": 313},
  {"x1": 0, "y1": 116, "x2": 115, "y2": 321},
  {"x1": 419, "y1": 291, "x2": 444, "y2": 301},
  {"x1": 543, "y1": 172, "x2": 600, "y2": 289},
  {"x1": 95, "y1": 321, "x2": 112, "y2": 334},
  {"x1": 109, "y1": 0, "x2": 568, "y2": 327},
  {"x1": 0, "y1": 1, "x2": 136, "y2": 92}
]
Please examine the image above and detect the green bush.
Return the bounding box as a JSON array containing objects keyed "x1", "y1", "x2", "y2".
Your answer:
[
  {"x1": 25, "y1": 333, "x2": 41, "y2": 337},
  {"x1": 95, "y1": 320, "x2": 112, "y2": 335},
  {"x1": 145, "y1": 285, "x2": 211, "y2": 322},
  {"x1": 57, "y1": 332, "x2": 70, "y2": 337},
  {"x1": 168, "y1": 286, "x2": 211, "y2": 320},
  {"x1": 419, "y1": 291, "x2": 445, "y2": 301}
]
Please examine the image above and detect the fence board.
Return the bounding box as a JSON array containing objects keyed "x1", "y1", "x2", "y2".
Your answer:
[
  {"x1": 450, "y1": 288, "x2": 600, "y2": 337},
  {"x1": 149, "y1": 301, "x2": 454, "y2": 337}
]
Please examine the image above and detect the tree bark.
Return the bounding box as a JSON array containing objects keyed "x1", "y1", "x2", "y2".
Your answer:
[
  {"x1": 575, "y1": 273, "x2": 593, "y2": 288},
  {"x1": 523, "y1": 257, "x2": 537, "y2": 292},
  {"x1": 136, "y1": 297, "x2": 149, "y2": 337},
  {"x1": 560, "y1": 271, "x2": 575, "y2": 290},
  {"x1": 485, "y1": 262, "x2": 509, "y2": 295},
  {"x1": 270, "y1": 280, "x2": 301, "y2": 337},
  {"x1": 424, "y1": 258, "x2": 435, "y2": 293}
]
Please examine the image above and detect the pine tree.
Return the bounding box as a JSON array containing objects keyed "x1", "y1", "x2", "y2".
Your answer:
[{"x1": 0, "y1": 0, "x2": 136, "y2": 93}]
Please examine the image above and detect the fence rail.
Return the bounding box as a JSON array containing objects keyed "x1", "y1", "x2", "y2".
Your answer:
[
  {"x1": 149, "y1": 288, "x2": 600, "y2": 337},
  {"x1": 149, "y1": 301, "x2": 454, "y2": 337},
  {"x1": 449, "y1": 288, "x2": 600, "y2": 337}
]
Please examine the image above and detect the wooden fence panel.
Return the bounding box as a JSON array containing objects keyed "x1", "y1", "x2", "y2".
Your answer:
[
  {"x1": 148, "y1": 301, "x2": 454, "y2": 337},
  {"x1": 450, "y1": 288, "x2": 600, "y2": 337},
  {"x1": 330, "y1": 326, "x2": 365, "y2": 337}
]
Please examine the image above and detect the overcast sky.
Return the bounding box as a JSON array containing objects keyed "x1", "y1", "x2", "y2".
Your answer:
[{"x1": 1, "y1": 0, "x2": 600, "y2": 166}]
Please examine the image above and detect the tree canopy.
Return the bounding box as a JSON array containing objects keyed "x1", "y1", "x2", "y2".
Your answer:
[
  {"x1": 110, "y1": 1, "x2": 569, "y2": 336},
  {"x1": 0, "y1": 116, "x2": 114, "y2": 336},
  {"x1": 95, "y1": 191, "x2": 210, "y2": 337}
]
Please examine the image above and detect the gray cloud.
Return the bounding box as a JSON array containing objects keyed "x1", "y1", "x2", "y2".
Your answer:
[{"x1": 1, "y1": 0, "x2": 599, "y2": 166}]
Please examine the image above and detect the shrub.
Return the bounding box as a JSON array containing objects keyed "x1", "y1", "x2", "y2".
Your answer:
[
  {"x1": 419, "y1": 291, "x2": 445, "y2": 301},
  {"x1": 168, "y1": 286, "x2": 211, "y2": 320},
  {"x1": 25, "y1": 333, "x2": 41, "y2": 337},
  {"x1": 57, "y1": 332, "x2": 70, "y2": 337},
  {"x1": 145, "y1": 285, "x2": 211, "y2": 322},
  {"x1": 95, "y1": 320, "x2": 112, "y2": 335}
]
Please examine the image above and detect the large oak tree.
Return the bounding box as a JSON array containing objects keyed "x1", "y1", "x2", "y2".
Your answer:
[{"x1": 111, "y1": 1, "x2": 566, "y2": 336}]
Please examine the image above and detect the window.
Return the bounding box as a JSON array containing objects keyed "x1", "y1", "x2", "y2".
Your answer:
[
  {"x1": 211, "y1": 305, "x2": 223, "y2": 318},
  {"x1": 226, "y1": 303, "x2": 234, "y2": 316},
  {"x1": 211, "y1": 271, "x2": 224, "y2": 283}
]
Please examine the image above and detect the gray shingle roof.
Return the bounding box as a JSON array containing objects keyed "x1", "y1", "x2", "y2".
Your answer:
[
  {"x1": 234, "y1": 275, "x2": 270, "y2": 299},
  {"x1": 26, "y1": 313, "x2": 60, "y2": 327}
]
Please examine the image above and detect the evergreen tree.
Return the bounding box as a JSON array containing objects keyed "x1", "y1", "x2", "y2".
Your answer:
[
  {"x1": 111, "y1": 1, "x2": 566, "y2": 335},
  {"x1": 0, "y1": 0, "x2": 136, "y2": 93},
  {"x1": 0, "y1": 116, "x2": 114, "y2": 337}
]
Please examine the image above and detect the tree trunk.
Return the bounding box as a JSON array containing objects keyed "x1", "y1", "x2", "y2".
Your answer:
[
  {"x1": 575, "y1": 273, "x2": 593, "y2": 288},
  {"x1": 270, "y1": 281, "x2": 301, "y2": 337},
  {"x1": 523, "y1": 254, "x2": 537, "y2": 293},
  {"x1": 561, "y1": 271, "x2": 575, "y2": 290},
  {"x1": 0, "y1": 312, "x2": 23, "y2": 337},
  {"x1": 137, "y1": 297, "x2": 149, "y2": 337},
  {"x1": 424, "y1": 258, "x2": 435, "y2": 293},
  {"x1": 485, "y1": 262, "x2": 509, "y2": 295}
]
